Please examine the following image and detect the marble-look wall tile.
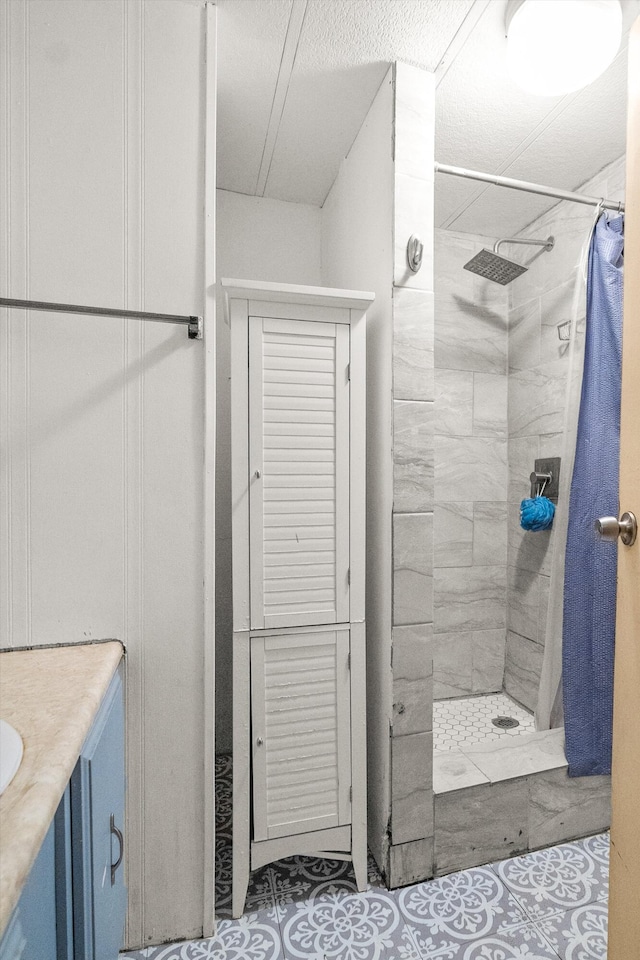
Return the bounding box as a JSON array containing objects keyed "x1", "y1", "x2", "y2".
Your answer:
[
  {"x1": 434, "y1": 566, "x2": 506, "y2": 634},
  {"x1": 393, "y1": 513, "x2": 433, "y2": 625},
  {"x1": 540, "y1": 280, "x2": 575, "y2": 366},
  {"x1": 434, "y1": 628, "x2": 505, "y2": 697},
  {"x1": 435, "y1": 296, "x2": 507, "y2": 374},
  {"x1": 434, "y1": 502, "x2": 473, "y2": 568},
  {"x1": 433, "y1": 631, "x2": 472, "y2": 698},
  {"x1": 473, "y1": 502, "x2": 507, "y2": 565},
  {"x1": 508, "y1": 298, "x2": 541, "y2": 373},
  {"x1": 434, "y1": 369, "x2": 473, "y2": 436},
  {"x1": 393, "y1": 288, "x2": 435, "y2": 401},
  {"x1": 538, "y1": 432, "x2": 564, "y2": 461},
  {"x1": 394, "y1": 62, "x2": 435, "y2": 180},
  {"x1": 507, "y1": 503, "x2": 552, "y2": 575},
  {"x1": 538, "y1": 575, "x2": 550, "y2": 643},
  {"x1": 392, "y1": 623, "x2": 433, "y2": 677},
  {"x1": 509, "y1": 361, "x2": 568, "y2": 438},
  {"x1": 392, "y1": 732, "x2": 434, "y2": 844},
  {"x1": 528, "y1": 768, "x2": 611, "y2": 849},
  {"x1": 434, "y1": 436, "x2": 507, "y2": 502},
  {"x1": 507, "y1": 565, "x2": 540, "y2": 641},
  {"x1": 508, "y1": 436, "x2": 540, "y2": 504},
  {"x1": 434, "y1": 779, "x2": 529, "y2": 874},
  {"x1": 509, "y1": 206, "x2": 594, "y2": 303},
  {"x1": 473, "y1": 374, "x2": 507, "y2": 438},
  {"x1": 394, "y1": 173, "x2": 434, "y2": 291},
  {"x1": 472, "y1": 628, "x2": 506, "y2": 693},
  {"x1": 388, "y1": 837, "x2": 434, "y2": 888},
  {"x1": 504, "y1": 631, "x2": 544, "y2": 712},
  {"x1": 393, "y1": 400, "x2": 434, "y2": 512},
  {"x1": 434, "y1": 230, "x2": 478, "y2": 296},
  {"x1": 392, "y1": 624, "x2": 433, "y2": 737}
]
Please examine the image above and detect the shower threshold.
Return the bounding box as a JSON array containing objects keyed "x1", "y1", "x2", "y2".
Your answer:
[
  {"x1": 430, "y1": 692, "x2": 611, "y2": 878},
  {"x1": 433, "y1": 692, "x2": 566, "y2": 795}
]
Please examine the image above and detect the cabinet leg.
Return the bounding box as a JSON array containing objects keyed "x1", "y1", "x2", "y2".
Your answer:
[
  {"x1": 232, "y1": 864, "x2": 250, "y2": 920},
  {"x1": 352, "y1": 845, "x2": 367, "y2": 892}
]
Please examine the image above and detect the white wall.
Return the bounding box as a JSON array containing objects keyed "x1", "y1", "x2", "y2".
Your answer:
[
  {"x1": 0, "y1": 1, "x2": 213, "y2": 947},
  {"x1": 321, "y1": 69, "x2": 395, "y2": 869},
  {"x1": 215, "y1": 190, "x2": 322, "y2": 750}
]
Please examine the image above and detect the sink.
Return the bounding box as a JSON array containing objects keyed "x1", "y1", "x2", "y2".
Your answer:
[{"x1": 0, "y1": 719, "x2": 24, "y2": 796}]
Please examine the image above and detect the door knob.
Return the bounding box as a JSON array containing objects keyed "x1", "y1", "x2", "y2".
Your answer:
[{"x1": 595, "y1": 511, "x2": 637, "y2": 546}]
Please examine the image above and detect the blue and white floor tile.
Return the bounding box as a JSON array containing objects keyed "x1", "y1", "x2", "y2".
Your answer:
[
  {"x1": 538, "y1": 902, "x2": 608, "y2": 960},
  {"x1": 397, "y1": 866, "x2": 532, "y2": 939},
  {"x1": 121, "y1": 758, "x2": 610, "y2": 960},
  {"x1": 494, "y1": 838, "x2": 605, "y2": 920},
  {"x1": 279, "y1": 881, "x2": 410, "y2": 960}
]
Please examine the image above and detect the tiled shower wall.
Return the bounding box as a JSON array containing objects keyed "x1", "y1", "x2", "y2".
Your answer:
[
  {"x1": 505, "y1": 155, "x2": 626, "y2": 710},
  {"x1": 388, "y1": 63, "x2": 436, "y2": 886},
  {"x1": 432, "y1": 230, "x2": 509, "y2": 700}
]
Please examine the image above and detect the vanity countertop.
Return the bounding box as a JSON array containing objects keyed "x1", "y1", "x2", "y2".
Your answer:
[{"x1": 0, "y1": 640, "x2": 124, "y2": 936}]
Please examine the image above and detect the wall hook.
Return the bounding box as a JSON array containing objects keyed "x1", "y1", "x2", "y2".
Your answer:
[{"x1": 406, "y1": 235, "x2": 423, "y2": 273}]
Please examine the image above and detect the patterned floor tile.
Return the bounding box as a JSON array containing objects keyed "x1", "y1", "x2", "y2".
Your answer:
[
  {"x1": 259, "y1": 854, "x2": 377, "y2": 924},
  {"x1": 367, "y1": 852, "x2": 385, "y2": 888},
  {"x1": 453, "y1": 923, "x2": 563, "y2": 959},
  {"x1": 214, "y1": 753, "x2": 232, "y2": 776},
  {"x1": 395, "y1": 865, "x2": 532, "y2": 953},
  {"x1": 433, "y1": 694, "x2": 536, "y2": 752},
  {"x1": 279, "y1": 881, "x2": 409, "y2": 960},
  {"x1": 494, "y1": 841, "x2": 602, "y2": 920},
  {"x1": 121, "y1": 910, "x2": 284, "y2": 960},
  {"x1": 577, "y1": 832, "x2": 610, "y2": 901},
  {"x1": 536, "y1": 902, "x2": 608, "y2": 960},
  {"x1": 214, "y1": 832, "x2": 233, "y2": 917}
]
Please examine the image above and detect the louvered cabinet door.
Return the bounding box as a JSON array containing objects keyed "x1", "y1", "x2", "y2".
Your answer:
[
  {"x1": 249, "y1": 316, "x2": 350, "y2": 630},
  {"x1": 251, "y1": 629, "x2": 352, "y2": 842}
]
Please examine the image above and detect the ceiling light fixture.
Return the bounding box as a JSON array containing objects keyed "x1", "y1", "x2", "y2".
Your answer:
[{"x1": 505, "y1": 0, "x2": 622, "y2": 96}]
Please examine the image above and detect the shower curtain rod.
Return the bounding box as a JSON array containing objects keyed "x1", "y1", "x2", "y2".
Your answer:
[
  {"x1": 435, "y1": 162, "x2": 625, "y2": 213},
  {"x1": 0, "y1": 297, "x2": 203, "y2": 339}
]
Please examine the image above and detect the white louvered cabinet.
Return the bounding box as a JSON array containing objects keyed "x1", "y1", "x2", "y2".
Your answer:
[
  {"x1": 225, "y1": 280, "x2": 372, "y2": 919},
  {"x1": 248, "y1": 315, "x2": 350, "y2": 629}
]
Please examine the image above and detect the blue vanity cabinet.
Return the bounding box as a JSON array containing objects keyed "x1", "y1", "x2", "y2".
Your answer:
[
  {"x1": 0, "y1": 820, "x2": 57, "y2": 960},
  {"x1": 71, "y1": 666, "x2": 126, "y2": 960},
  {"x1": 0, "y1": 659, "x2": 125, "y2": 960}
]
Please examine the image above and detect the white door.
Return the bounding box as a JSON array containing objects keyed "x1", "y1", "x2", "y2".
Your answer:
[
  {"x1": 248, "y1": 316, "x2": 351, "y2": 630},
  {"x1": 250, "y1": 628, "x2": 352, "y2": 841},
  {"x1": 608, "y1": 16, "x2": 640, "y2": 957}
]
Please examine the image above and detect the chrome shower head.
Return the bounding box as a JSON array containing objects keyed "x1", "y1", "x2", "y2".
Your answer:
[
  {"x1": 463, "y1": 249, "x2": 528, "y2": 285},
  {"x1": 463, "y1": 235, "x2": 554, "y2": 285}
]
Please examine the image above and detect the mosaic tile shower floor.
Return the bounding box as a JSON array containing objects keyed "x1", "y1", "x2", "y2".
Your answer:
[
  {"x1": 433, "y1": 692, "x2": 536, "y2": 752},
  {"x1": 121, "y1": 755, "x2": 610, "y2": 960}
]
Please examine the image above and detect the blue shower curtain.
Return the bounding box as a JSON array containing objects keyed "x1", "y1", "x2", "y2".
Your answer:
[{"x1": 563, "y1": 213, "x2": 624, "y2": 777}]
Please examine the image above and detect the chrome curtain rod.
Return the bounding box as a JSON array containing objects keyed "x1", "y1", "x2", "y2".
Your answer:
[
  {"x1": 0, "y1": 297, "x2": 203, "y2": 339},
  {"x1": 435, "y1": 162, "x2": 625, "y2": 213}
]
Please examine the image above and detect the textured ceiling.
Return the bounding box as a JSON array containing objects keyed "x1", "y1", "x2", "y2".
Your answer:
[{"x1": 216, "y1": 0, "x2": 640, "y2": 235}]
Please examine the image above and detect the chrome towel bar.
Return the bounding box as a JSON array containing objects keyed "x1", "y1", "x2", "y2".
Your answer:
[{"x1": 0, "y1": 297, "x2": 203, "y2": 339}]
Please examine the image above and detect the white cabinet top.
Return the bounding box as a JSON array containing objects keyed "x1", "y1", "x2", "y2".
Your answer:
[{"x1": 221, "y1": 278, "x2": 375, "y2": 311}]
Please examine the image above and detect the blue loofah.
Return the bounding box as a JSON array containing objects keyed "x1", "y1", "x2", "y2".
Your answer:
[{"x1": 520, "y1": 495, "x2": 555, "y2": 531}]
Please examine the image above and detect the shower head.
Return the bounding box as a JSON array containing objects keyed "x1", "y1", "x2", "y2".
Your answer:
[
  {"x1": 463, "y1": 235, "x2": 554, "y2": 285},
  {"x1": 463, "y1": 249, "x2": 527, "y2": 285}
]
